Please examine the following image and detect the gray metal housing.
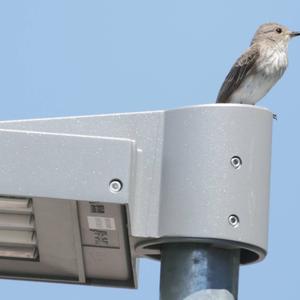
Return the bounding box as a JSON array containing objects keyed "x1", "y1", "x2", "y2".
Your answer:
[{"x1": 0, "y1": 104, "x2": 273, "y2": 287}]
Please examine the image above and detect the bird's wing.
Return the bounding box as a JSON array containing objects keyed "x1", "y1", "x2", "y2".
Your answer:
[{"x1": 216, "y1": 46, "x2": 260, "y2": 103}]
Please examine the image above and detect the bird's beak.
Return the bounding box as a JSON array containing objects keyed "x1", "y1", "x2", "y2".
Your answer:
[{"x1": 290, "y1": 31, "x2": 300, "y2": 38}]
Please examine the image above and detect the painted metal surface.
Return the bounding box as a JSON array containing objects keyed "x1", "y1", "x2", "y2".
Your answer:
[{"x1": 0, "y1": 104, "x2": 273, "y2": 289}]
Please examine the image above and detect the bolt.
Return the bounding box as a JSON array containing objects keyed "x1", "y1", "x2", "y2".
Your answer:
[
  {"x1": 228, "y1": 214, "x2": 239, "y2": 228},
  {"x1": 109, "y1": 179, "x2": 123, "y2": 193},
  {"x1": 230, "y1": 156, "x2": 242, "y2": 169}
]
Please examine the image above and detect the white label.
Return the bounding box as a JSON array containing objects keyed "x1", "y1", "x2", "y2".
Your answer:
[
  {"x1": 184, "y1": 289, "x2": 234, "y2": 300},
  {"x1": 87, "y1": 216, "x2": 116, "y2": 231}
]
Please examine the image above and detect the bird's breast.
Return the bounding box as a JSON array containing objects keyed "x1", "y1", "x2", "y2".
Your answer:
[{"x1": 256, "y1": 48, "x2": 288, "y2": 76}]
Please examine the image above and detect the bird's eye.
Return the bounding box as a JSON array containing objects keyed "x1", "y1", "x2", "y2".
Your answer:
[{"x1": 276, "y1": 27, "x2": 282, "y2": 33}]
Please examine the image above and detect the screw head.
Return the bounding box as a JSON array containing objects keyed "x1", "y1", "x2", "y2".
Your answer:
[
  {"x1": 228, "y1": 214, "x2": 239, "y2": 228},
  {"x1": 230, "y1": 156, "x2": 242, "y2": 169},
  {"x1": 109, "y1": 179, "x2": 123, "y2": 193}
]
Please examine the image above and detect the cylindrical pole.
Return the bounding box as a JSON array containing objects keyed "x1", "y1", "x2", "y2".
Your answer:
[{"x1": 160, "y1": 243, "x2": 240, "y2": 300}]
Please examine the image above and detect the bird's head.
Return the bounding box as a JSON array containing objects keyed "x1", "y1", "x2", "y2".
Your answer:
[{"x1": 251, "y1": 23, "x2": 300, "y2": 48}]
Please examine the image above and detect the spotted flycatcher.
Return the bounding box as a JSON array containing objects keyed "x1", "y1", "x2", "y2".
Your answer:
[{"x1": 216, "y1": 23, "x2": 300, "y2": 104}]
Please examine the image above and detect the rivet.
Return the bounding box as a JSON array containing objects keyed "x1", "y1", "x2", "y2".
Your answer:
[
  {"x1": 109, "y1": 179, "x2": 123, "y2": 193},
  {"x1": 228, "y1": 214, "x2": 239, "y2": 228},
  {"x1": 230, "y1": 156, "x2": 242, "y2": 169}
]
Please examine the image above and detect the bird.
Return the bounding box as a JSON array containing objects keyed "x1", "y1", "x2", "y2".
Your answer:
[{"x1": 216, "y1": 23, "x2": 300, "y2": 106}]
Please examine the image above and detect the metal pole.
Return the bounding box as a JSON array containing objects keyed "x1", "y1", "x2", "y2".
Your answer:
[{"x1": 160, "y1": 243, "x2": 240, "y2": 300}]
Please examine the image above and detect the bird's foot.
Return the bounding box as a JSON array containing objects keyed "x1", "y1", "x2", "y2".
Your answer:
[{"x1": 273, "y1": 113, "x2": 278, "y2": 120}]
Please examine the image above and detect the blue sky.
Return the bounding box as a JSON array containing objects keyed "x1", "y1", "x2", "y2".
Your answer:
[{"x1": 0, "y1": 1, "x2": 299, "y2": 299}]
